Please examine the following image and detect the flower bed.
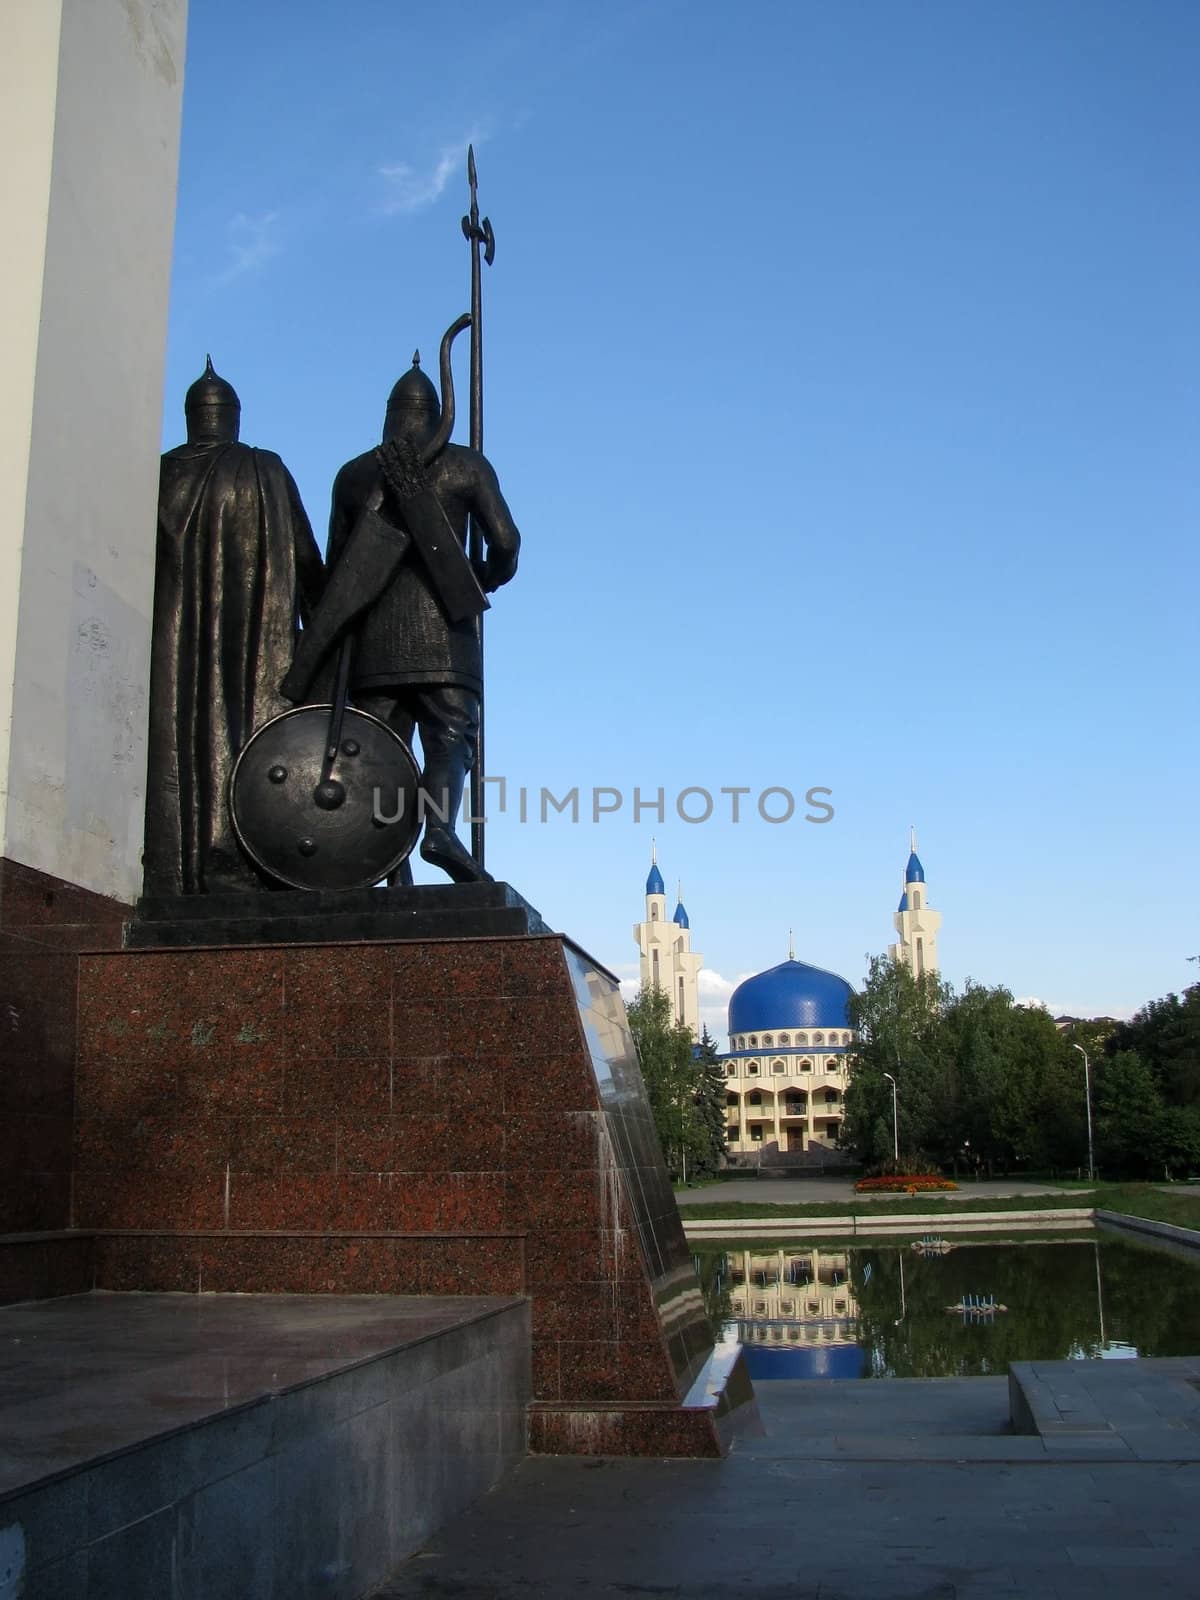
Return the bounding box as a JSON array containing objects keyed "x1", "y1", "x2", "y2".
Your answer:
[{"x1": 854, "y1": 1175, "x2": 958, "y2": 1193}]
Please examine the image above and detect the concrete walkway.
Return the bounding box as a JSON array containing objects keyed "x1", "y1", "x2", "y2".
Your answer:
[
  {"x1": 675, "y1": 1177, "x2": 1086, "y2": 1207},
  {"x1": 370, "y1": 1376, "x2": 1200, "y2": 1598}
]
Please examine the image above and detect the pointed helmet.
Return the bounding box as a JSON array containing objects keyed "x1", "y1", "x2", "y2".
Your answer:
[
  {"x1": 386, "y1": 350, "x2": 440, "y2": 418},
  {"x1": 185, "y1": 355, "x2": 240, "y2": 416}
]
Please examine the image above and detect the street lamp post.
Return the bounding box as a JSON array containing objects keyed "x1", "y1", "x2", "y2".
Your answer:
[
  {"x1": 1072, "y1": 1043, "x2": 1095, "y2": 1181},
  {"x1": 883, "y1": 1071, "x2": 899, "y2": 1164}
]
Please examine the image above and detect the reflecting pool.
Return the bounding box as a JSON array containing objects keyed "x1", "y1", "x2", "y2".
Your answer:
[{"x1": 692, "y1": 1234, "x2": 1200, "y2": 1379}]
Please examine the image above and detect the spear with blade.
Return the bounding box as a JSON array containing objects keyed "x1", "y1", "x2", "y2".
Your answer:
[{"x1": 461, "y1": 144, "x2": 494, "y2": 869}]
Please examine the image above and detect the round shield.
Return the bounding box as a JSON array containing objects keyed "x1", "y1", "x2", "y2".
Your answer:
[{"x1": 229, "y1": 705, "x2": 422, "y2": 891}]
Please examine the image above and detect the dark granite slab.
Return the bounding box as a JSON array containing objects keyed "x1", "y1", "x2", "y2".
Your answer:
[{"x1": 125, "y1": 881, "x2": 550, "y2": 948}]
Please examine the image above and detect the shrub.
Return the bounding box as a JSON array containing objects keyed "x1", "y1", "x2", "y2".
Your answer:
[{"x1": 854, "y1": 1174, "x2": 958, "y2": 1193}]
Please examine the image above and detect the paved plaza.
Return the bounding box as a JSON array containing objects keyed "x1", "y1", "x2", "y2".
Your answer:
[{"x1": 371, "y1": 1374, "x2": 1200, "y2": 1598}]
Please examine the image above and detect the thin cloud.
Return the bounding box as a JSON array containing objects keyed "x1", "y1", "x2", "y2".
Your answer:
[
  {"x1": 213, "y1": 211, "x2": 281, "y2": 286},
  {"x1": 377, "y1": 135, "x2": 484, "y2": 217}
]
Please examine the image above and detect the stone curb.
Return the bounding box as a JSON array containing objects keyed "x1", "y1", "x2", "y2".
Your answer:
[{"x1": 682, "y1": 1207, "x2": 1095, "y2": 1238}]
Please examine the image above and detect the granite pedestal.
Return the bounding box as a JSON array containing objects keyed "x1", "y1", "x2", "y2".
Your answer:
[{"x1": 62, "y1": 926, "x2": 754, "y2": 1456}]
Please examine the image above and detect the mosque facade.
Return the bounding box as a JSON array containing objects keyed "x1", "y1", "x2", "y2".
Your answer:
[{"x1": 632, "y1": 838, "x2": 940, "y2": 1162}]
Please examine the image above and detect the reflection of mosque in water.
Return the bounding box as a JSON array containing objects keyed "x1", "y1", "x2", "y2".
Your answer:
[{"x1": 718, "y1": 1247, "x2": 863, "y2": 1376}]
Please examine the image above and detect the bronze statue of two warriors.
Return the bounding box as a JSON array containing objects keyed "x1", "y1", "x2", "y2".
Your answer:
[{"x1": 143, "y1": 318, "x2": 520, "y2": 897}]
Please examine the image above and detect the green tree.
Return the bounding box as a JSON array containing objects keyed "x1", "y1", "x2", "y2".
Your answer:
[
  {"x1": 626, "y1": 986, "x2": 709, "y2": 1181},
  {"x1": 841, "y1": 955, "x2": 951, "y2": 1170},
  {"x1": 1110, "y1": 986, "x2": 1200, "y2": 1109},
  {"x1": 692, "y1": 1025, "x2": 729, "y2": 1178}
]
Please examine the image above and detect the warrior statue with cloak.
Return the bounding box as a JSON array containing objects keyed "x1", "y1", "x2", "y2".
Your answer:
[{"x1": 143, "y1": 359, "x2": 325, "y2": 895}]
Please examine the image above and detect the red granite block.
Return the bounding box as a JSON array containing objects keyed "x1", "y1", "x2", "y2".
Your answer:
[
  {"x1": 93, "y1": 1235, "x2": 204, "y2": 1293},
  {"x1": 504, "y1": 1053, "x2": 596, "y2": 1116},
  {"x1": 430, "y1": 942, "x2": 505, "y2": 999},
  {"x1": 557, "y1": 1340, "x2": 625, "y2": 1402},
  {"x1": 392, "y1": 999, "x2": 464, "y2": 1057},
  {"x1": 0, "y1": 1235, "x2": 94, "y2": 1305},
  {"x1": 329, "y1": 1003, "x2": 392, "y2": 1060},
  {"x1": 74, "y1": 1171, "x2": 225, "y2": 1229},
  {"x1": 558, "y1": 1340, "x2": 679, "y2": 1404},
  {"x1": 524, "y1": 1229, "x2": 607, "y2": 1286},
  {"x1": 337, "y1": 1115, "x2": 395, "y2": 1173},
  {"x1": 225, "y1": 1172, "x2": 394, "y2": 1230},
  {"x1": 599, "y1": 1227, "x2": 648, "y2": 1282},
  {"x1": 419, "y1": 1235, "x2": 523, "y2": 1295},
  {"x1": 499, "y1": 939, "x2": 568, "y2": 997},
  {"x1": 435, "y1": 1172, "x2": 507, "y2": 1230},
  {"x1": 284, "y1": 945, "x2": 394, "y2": 1008},
  {"x1": 464, "y1": 997, "x2": 581, "y2": 1059},
  {"x1": 227, "y1": 1116, "x2": 337, "y2": 1175},
  {"x1": 391, "y1": 1055, "x2": 474, "y2": 1116},
  {"x1": 617, "y1": 1341, "x2": 682, "y2": 1400},
  {"x1": 77, "y1": 1053, "x2": 285, "y2": 1119},
  {"x1": 390, "y1": 943, "x2": 447, "y2": 999},
  {"x1": 505, "y1": 1170, "x2": 601, "y2": 1232},
  {"x1": 530, "y1": 1283, "x2": 617, "y2": 1342},
  {"x1": 530, "y1": 1338, "x2": 561, "y2": 1401},
  {"x1": 527, "y1": 1406, "x2": 721, "y2": 1459},
  {"x1": 200, "y1": 1235, "x2": 424, "y2": 1295},
  {"x1": 387, "y1": 1174, "x2": 444, "y2": 1230},
  {"x1": 75, "y1": 1113, "x2": 228, "y2": 1178},
  {"x1": 618, "y1": 1285, "x2": 667, "y2": 1343},
  {"x1": 504, "y1": 1106, "x2": 600, "y2": 1171},
  {"x1": 390, "y1": 1111, "x2": 505, "y2": 1173},
  {"x1": 173, "y1": 948, "x2": 285, "y2": 1014}
]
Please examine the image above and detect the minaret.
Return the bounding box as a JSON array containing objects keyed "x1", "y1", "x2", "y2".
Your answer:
[
  {"x1": 633, "y1": 845, "x2": 703, "y2": 1035},
  {"x1": 888, "y1": 827, "x2": 942, "y2": 978}
]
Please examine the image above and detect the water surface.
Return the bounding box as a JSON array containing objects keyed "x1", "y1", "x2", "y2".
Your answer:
[{"x1": 693, "y1": 1234, "x2": 1200, "y2": 1378}]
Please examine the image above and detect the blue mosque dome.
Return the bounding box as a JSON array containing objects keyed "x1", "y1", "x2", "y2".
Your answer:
[
  {"x1": 728, "y1": 959, "x2": 854, "y2": 1035},
  {"x1": 905, "y1": 851, "x2": 925, "y2": 884},
  {"x1": 673, "y1": 901, "x2": 689, "y2": 929},
  {"x1": 646, "y1": 861, "x2": 665, "y2": 896}
]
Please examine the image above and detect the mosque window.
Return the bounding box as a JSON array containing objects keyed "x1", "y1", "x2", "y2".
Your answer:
[
  {"x1": 762, "y1": 1034, "x2": 773, "y2": 1047},
  {"x1": 912, "y1": 891, "x2": 921, "y2": 909},
  {"x1": 726, "y1": 1093, "x2": 738, "y2": 1106},
  {"x1": 747, "y1": 1061, "x2": 759, "y2": 1075},
  {"x1": 749, "y1": 1036, "x2": 758, "y2": 1048},
  {"x1": 796, "y1": 1034, "x2": 808, "y2": 1046},
  {"x1": 747, "y1": 1092, "x2": 762, "y2": 1106},
  {"x1": 750, "y1": 1126, "x2": 763, "y2": 1142},
  {"x1": 799, "y1": 1059, "x2": 812, "y2": 1073},
  {"x1": 726, "y1": 1064, "x2": 736, "y2": 1077},
  {"x1": 771, "y1": 1059, "x2": 785, "y2": 1074},
  {"x1": 780, "y1": 1033, "x2": 790, "y2": 1045},
  {"x1": 728, "y1": 1125, "x2": 739, "y2": 1139},
  {"x1": 814, "y1": 1033, "x2": 824, "y2": 1046}
]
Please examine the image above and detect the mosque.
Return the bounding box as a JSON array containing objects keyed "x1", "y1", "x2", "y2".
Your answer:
[{"x1": 633, "y1": 835, "x2": 940, "y2": 1161}]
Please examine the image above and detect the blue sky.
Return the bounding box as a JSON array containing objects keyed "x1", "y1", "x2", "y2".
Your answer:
[{"x1": 164, "y1": 0, "x2": 1199, "y2": 1040}]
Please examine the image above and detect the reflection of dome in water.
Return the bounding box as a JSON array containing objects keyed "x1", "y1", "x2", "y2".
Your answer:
[{"x1": 727, "y1": 959, "x2": 854, "y2": 1035}]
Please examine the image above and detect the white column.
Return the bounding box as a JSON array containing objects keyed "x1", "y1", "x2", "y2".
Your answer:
[{"x1": 0, "y1": 0, "x2": 187, "y2": 901}]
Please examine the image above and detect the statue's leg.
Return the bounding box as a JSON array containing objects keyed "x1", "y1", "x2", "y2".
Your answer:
[
  {"x1": 411, "y1": 687, "x2": 490, "y2": 884},
  {"x1": 356, "y1": 690, "x2": 417, "y2": 888}
]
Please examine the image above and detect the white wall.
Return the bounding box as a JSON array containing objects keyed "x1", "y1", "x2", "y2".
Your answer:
[{"x1": 0, "y1": 0, "x2": 187, "y2": 901}]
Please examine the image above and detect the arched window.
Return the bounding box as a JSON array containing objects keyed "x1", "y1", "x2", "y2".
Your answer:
[
  {"x1": 726, "y1": 1064, "x2": 737, "y2": 1077},
  {"x1": 747, "y1": 1060, "x2": 759, "y2": 1076},
  {"x1": 762, "y1": 1034, "x2": 773, "y2": 1047},
  {"x1": 912, "y1": 891, "x2": 921, "y2": 909},
  {"x1": 726, "y1": 1093, "x2": 739, "y2": 1106},
  {"x1": 748, "y1": 1091, "x2": 761, "y2": 1106},
  {"x1": 780, "y1": 1033, "x2": 790, "y2": 1045},
  {"x1": 799, "y1": 1058, "x2": 812, "y2": 1072},
  {"x1": 814, "y1": 1033, "x2": 824, "y2": 1046},
  {"x1": 771, "y1": 1058, "x2": 786, "y2": 1074},
  {"x1": 749, "y1": 1036, "x2": 758, "y2": 1048},
  {"x1": 797, "y1": 1033, "x2": 808, "y2": 1046}
]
